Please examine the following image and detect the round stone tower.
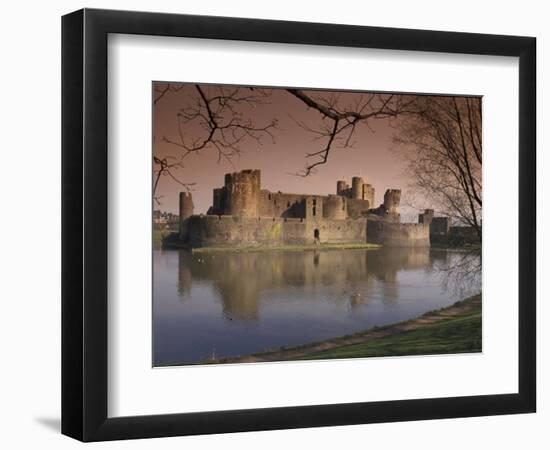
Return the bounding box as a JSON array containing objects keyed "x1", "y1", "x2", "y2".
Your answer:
[
  {"x1": 324, "y1": 195, "x2": 347, "y2": 220},
  {"x1": 179, "y1": 192, "x2": 194, "y2": 236},
  {"x1": 179, "y1": 192, "x2": 194, "y2": 220},
  {"x1": 351, "y1": 176, "x2": 364, "y2": 199},
  {"x1": 224, "y1": 169, "x2": 261, "y2": 217}
]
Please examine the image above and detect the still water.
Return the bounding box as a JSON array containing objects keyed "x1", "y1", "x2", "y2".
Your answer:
[{"x1": 153, "y1": 248, "x2": 481, "y2": 366}]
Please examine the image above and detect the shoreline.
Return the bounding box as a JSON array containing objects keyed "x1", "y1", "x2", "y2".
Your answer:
[
  {"x1": 184, "y1": 293, "x2": 481, "y2": 366},
  {"x1": 159, "y1": 232, "x2": 382, "y2": 253},
  {"x1": 191, "y1": 242, "x2": 381, "y2": 253}
]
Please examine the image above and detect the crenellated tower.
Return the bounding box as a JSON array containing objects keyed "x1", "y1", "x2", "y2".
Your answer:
[
  {"x1": 383, "y1": 189, "x2": 401, "y2": 215},
  {"x1": 337, "y1": 176, "x2": 375, "y2": 208}
]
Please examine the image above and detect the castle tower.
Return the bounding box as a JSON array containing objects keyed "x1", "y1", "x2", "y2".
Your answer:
[
  {"x1": 336, "y1": 180, "x2": 348, "y2": 196},
  {"x1": 179, "y1": 192, "x2": 194, "y2": 235},
  {"x1": 224, "y1": 169, "x2": 261, "y2": 217},
  {"x1": 362, "y1": 183, "x2": 375, "y2": 208},
  {"x1": 324, "y1": 195, "x2": 347, "y2": 220},
  {"x1": 212, "y1": 188, "x2": 225, "y2": 215},
  {"x1": 418, "y1": 208, "x2": 434, "y2": 225},
  {"x1": 351, "y1": 176, "x2": 364, "y2": 200},
  {"x1": 179, "y1": 192, "x2": 194, "y2": 220},
  {"x1": 383, "y1": 189, "x2": 401, "y2": 215}
]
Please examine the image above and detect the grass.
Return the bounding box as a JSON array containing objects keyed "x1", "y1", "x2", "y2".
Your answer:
[
  {"x1": 191, "y1": 242, "x2": 382, "y2": 254},
  {"x1": 153, "y1": 229, "x2": 175, "y2": 249},
  {"x1": 299, "y1": 296, "x2": 481, "y2": 360}
]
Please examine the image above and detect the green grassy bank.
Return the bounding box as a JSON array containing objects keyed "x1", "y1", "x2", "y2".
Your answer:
[{"x1": 153, "y1": 229, "x2": 175, "y2": 249}]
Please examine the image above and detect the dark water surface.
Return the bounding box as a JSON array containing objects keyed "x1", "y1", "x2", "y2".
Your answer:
[{"x1": 153, "y1": 248, "x2": 481, "y2": 366}]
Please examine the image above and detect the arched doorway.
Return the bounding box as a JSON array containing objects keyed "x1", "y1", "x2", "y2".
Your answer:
[{"x1": 314, "y1": 228, "x2": 320, "y2": 243}]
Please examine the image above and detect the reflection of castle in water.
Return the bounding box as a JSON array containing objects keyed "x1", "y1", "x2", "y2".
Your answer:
[{"x1": 177, "y1": 248, "x2": 438, "y2": 321}]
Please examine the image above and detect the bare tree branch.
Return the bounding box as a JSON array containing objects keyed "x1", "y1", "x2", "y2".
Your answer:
[
  {"x1": 393, "y1": 96, "x2": 482, "y2": 239},
  {"x1": 152, "y1": 155, "x2": 195, "y2": 205},
  {"x1": 154, "y1": 83, "x2": 184, "y2": 105},
  {"x1": 285, "y1": 89, "x2": 421, "y2": 175}
]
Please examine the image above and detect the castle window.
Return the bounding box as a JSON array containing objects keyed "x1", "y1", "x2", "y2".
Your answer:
[
  {"x1": 312, "y1": 206, "x2": 316, "y2": 216},
  {"x1": 268, "y1": 194, "x2": 271, "y2": 200},
  {"x1": 313, "y1": 198, "x2": 317, "y2": 206},
  {"x1": 287, "y1": 201, "x2": 290, "y2": 207}
]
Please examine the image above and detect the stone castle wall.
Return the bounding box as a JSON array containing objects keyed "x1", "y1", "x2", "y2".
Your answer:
[
  {"x1": 258, "y1": 191, "x2": 308, "y2": 218},
  {"x1": 185, "y1": 215, "x2": 368, "y2": 248},
  {"x1": 367, "y1": 220, "x2": 430, "y2": 247},
  {"x1": 431, "y1": 217, "x2": 450, "y2": 235},
  {"x1": 346, "y1": 198, "x2": 371, "y2": 218}
]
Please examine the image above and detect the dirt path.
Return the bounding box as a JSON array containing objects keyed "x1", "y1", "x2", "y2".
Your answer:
[{"x1": 203, "y1": 294, "x2": 481, "y2": 364}]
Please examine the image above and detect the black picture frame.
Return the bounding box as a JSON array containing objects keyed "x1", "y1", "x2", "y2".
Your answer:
[{"x1": 61, "y1": 8, "x2": 536, "y2": 442}]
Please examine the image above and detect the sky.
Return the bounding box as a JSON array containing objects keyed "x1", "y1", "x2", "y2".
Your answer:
[{"x1": 153, "y1": 82, "x2": 429, "y2": 219}]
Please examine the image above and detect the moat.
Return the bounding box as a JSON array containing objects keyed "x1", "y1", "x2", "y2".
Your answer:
[{"x1": 153, "y1": 247, "x2": 481, "y2": 366}]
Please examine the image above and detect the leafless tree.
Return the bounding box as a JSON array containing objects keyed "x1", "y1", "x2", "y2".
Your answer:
[
  {"x1": 393, "y1": 96, "x2": 482, "y2": 239},
  {"x1": 153, "y1": 84, "x2": 277, "y2": 199},
  {"x1": 154, "y1": 83, "x2": 421, "y2": 201},
  {"x1": 161, "y1": 85, "x2": 278, "y2": 160},
  {"x1": 434, "y1": 250, "x2": 482, "y2": 298}
]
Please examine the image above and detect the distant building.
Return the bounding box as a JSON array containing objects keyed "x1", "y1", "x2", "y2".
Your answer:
[{"x1": 153, "y1": 210, "x2": 179, "y2": 230}]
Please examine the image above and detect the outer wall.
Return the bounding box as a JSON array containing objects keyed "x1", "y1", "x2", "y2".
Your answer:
[{"x1": 0, "y1": 1, "x2": 546, "y2": 450}]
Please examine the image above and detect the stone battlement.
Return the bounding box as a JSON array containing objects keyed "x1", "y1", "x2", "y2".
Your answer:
[
  {"x1": 367, "y1": 220, "x2": 430, "y2": 247},
  {"x1": 207, "y1": 169, "x2": 399, "y2": 221}
]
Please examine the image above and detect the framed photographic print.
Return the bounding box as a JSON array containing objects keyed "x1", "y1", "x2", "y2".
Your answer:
[{"x1": 61, "y1": 8, "x2": 536, "y2": 441}]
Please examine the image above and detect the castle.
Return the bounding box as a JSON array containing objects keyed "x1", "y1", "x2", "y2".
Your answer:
[{"x1": 176, "y1": 169, "x2": 430, "y2": 248}]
